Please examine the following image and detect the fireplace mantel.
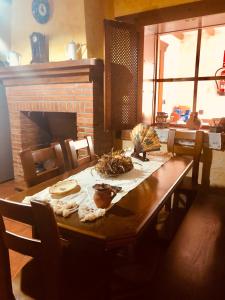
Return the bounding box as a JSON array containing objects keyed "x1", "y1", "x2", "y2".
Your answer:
[
  {"x1": 0, "y1": 59, "x2": 103, "y2": 86},
  {"x1": 0, "y1": 58, "x2": 112, "y2": 179}
]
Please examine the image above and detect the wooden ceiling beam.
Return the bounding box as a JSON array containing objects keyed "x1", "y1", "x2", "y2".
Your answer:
[{"x1": 116, "y1": 1, "x2": 225, "y2": 27}]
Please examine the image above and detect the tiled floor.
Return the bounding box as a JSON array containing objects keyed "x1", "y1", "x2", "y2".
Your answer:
[{"x1": 0, "y1": 180, "x2": 31, "y2": 279}]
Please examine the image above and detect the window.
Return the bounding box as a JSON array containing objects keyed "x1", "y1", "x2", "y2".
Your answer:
[
  {"x1": 144, "y1": 15, "x2": 225, "y2": 126},
  {"x1": 156, "y1": 81, "x2": 194, "y2": 124}
]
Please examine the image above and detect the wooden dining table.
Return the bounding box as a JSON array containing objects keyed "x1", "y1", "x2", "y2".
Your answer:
[{"x1": 8, "y1": 156, "x2": 193, "y2": 250}]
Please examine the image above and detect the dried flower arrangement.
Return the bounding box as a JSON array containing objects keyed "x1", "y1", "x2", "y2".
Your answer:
[{"x1": 95, "y1": 150, "x2": 133, "y2": 177}]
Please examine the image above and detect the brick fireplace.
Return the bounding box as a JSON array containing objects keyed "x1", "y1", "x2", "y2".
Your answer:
[{"x1": 0, "y1": 59, "x2": 113, "y2": 179}]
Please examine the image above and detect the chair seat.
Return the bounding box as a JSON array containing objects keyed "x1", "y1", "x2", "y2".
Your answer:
[
  {"x1": 12, "y1": 251, "x2": 99, "y2": 300},
  {"x1": 13, "y1": 276, "x2": 35, "y2": 300},
  {"x1": 12, "y1": 259, "x2": 40, "y2": 300},
  {"x1": 6, "y1": 230, "x2": 106, "y2": 300}
]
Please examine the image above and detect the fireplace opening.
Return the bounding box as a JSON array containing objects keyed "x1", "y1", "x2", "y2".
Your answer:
[{"x1": 20, "y1": 111, "x2": 77, "y2": 169}]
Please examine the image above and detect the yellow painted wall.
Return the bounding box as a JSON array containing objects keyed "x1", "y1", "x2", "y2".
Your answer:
[
  {"x1": 0, "y1": 1, "x2": 11, "y2": 60},
  {"x1": 10, "y1": 0, "x2": 115, "y2": 63},
  {"x1": 114, "y1": 0, "x2": 201, "y2": 17},
  {"x1": 4, "y1": 0, "x2": 203, "y2": 63},
  {"x1": 103, "y1": 0, "x2": 115, "y2": 19},
  {"x1": 84, "y1": 0, "x2": 105, "y2": 59},
  {"x1": 84, "y1": 0, "x2": 115, "y2": 59},
  {"x1": 11, "y1": 0, "x2": 87, "y2": 65},
  {"x1": 4, "y1": 0, "x2": 208, "y2": 64}
]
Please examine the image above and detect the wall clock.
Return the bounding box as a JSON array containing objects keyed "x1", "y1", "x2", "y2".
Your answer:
[
  {"x1": 30, "y1": 32, "x2": 48, "y2": 63},
  {"x1": 32, "y1": 0, "x2": 50, "y2": 24}
]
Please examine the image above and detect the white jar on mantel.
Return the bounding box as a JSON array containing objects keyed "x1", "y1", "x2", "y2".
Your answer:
[
  {"x1": 7, "y1": 51, "x2": 21, "y2": 66},
  {"x1": 67, "y1": 41, "x2": 80, "y2": 60}
]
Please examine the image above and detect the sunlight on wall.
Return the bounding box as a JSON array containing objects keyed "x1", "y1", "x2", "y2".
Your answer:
[
  {"x1": 0, "y1": 38, "x2": 8, "y2": 60},
  {"x1": 0, "y1": 1, "x2": 11, "y2": 60},
  {"x1": 10, "y1": 0, "x2": 87, "y2": 64},
  {"x1": 142, "y1": 31, "x2": 155, "y2": 123},
  {"x1": 9, "y1": 0, "x2": 114, "y2": 64}
]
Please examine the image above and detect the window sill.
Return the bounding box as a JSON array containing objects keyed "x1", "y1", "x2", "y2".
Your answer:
[{"x1": 120, "y1": 126, "x2": 209, "y2": 140}]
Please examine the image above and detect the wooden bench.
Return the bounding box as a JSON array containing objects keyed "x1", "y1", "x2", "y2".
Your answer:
[{"x1": 152, "y1": 191, "x2": 225, "y2": 300}]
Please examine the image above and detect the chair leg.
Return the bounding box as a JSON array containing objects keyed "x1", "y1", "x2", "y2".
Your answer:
[
  {"x1": 103, "y1": 250, "x2": 114, "y2": 300},
  {"x1": 172, "y1": 191, "x2": 180, "y2": 210},
  {"x1": 185, "y1": 190, "x2": 197, "y2": 209},
  {"x1": 165, "y1": 194, "x2": 173, "y2": 212},
  {"x1": 173, "y1": 189, "x2": 197, "y2": 211}
]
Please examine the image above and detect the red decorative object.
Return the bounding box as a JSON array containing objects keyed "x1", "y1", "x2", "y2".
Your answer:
[{"x1": 215, "y1": 50, "x2": 225, "y2": 95}]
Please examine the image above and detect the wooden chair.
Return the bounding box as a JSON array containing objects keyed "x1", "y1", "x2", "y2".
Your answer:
[
  {"x1": 0, "y1": 198, "x2": 110, "y2": 300},
  {"x1": 0, "y1": 198, "x2": 70, "y2": 300},
  {"x1": 20, "y1": 143, "x2": 65, "y2": 187},
  {"x1": 65, "y1": 136, "x2": 95, "y2": 169},
  {"x1": 167, "y1": 129, "x2": 204, "y2": 208}
]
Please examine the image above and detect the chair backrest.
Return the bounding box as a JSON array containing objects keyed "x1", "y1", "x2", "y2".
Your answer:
[
  {"x1": 0, "y1": 198, "x2": 62, "y2": 300},
  {"x1": 20, "y1": 143, "x2": 65, "y2": 187},
  {"x1": 65, "y1": 136, "x2": 95, "y2": 169},
  {"x1": 167, "y1": 129, "x2": 204, "y2": 183}
]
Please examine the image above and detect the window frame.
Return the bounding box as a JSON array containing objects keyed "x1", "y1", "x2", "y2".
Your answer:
[{"x1": 151, "y1": 24, "x2": 225, "y2": 127}]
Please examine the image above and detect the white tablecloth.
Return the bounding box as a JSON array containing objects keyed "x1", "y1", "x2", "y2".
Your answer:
[{"x1": 23, "y1": 153, "x2": 171, "y2": 222}]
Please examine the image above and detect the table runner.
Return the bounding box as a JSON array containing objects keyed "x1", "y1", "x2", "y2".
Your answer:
[{"x1": 23, "y1": 153, "x2": 171, "y2": 222}]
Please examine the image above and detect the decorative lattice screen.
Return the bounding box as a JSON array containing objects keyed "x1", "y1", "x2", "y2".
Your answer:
[{"x1": 104, "y1": 20, "x2": 143, "y2": 130}]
